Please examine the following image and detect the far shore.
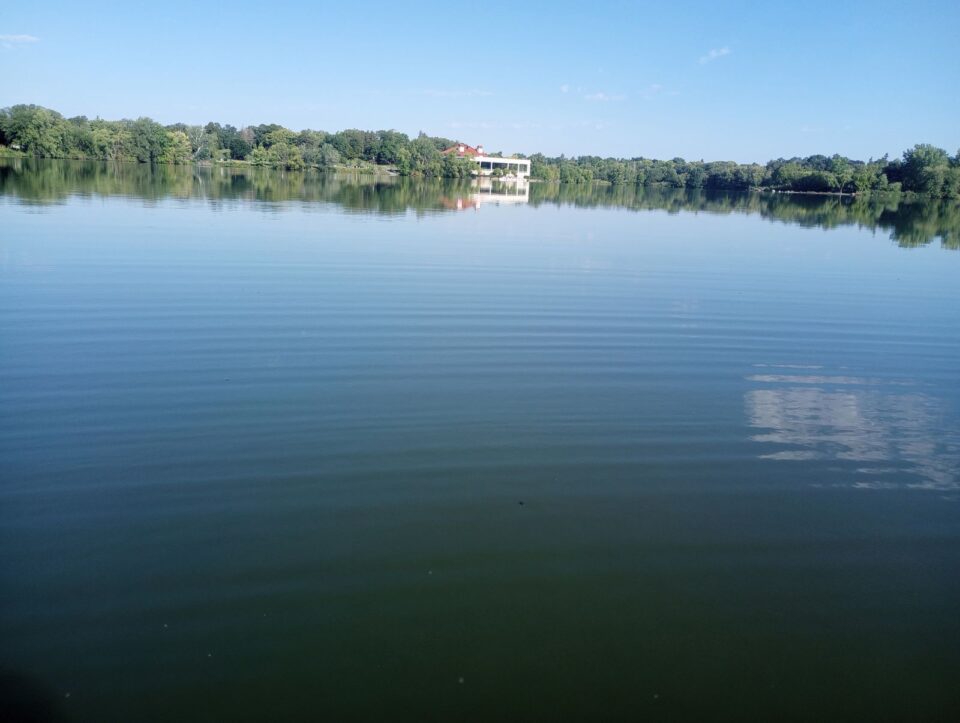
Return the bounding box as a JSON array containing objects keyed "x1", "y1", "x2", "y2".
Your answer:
[{"x1": 0, "y1": 153, "x2": 924, "y2": 200}]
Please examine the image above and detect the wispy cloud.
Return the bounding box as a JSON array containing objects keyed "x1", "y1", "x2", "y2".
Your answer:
[
  {"x1": 0, "y1": 34, "x2": 38, "y2": 43},
  {"x1": 584, "y1": 91, "x2": 626, "y2": 102},
  {"x1": 560, "y1": 84, "x2": 570, "y2": 93},
  {"x1": 548, "y1": 120, "x2": 613, "y2": 132},
  {"x1": 0, "y1": 33, "x2": 39, "y2": 49},
  {"x1": 421, "y1": 88, "x2": 493, "y2": 98},
  {"x1": 448, "y1": 120, "x2": 540, "y2": 130},
  {"x1": 699, "y1": 46, "x2": 731, "y2": 64},
  {"x1": 640, "y1": 83, "x2": 664, "y2": 101}
]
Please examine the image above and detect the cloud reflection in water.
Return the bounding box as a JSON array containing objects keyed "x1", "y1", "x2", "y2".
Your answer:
[{"x1": 745, "y1": 367, "x2": 959, "y2": 492}]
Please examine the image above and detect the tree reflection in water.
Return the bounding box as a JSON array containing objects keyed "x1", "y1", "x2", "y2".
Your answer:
[{"x1": 2, "y1": 158, "x2": 958, "y2": 249}]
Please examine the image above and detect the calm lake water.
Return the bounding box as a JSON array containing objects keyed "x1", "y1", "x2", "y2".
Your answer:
[{"x1": 2, "y1": 160, "x2": 959, "y2": 721}]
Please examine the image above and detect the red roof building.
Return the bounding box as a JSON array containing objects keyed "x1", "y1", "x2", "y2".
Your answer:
[{"x1": 441, "y1": 142, "x2": 485, "y2": 157}]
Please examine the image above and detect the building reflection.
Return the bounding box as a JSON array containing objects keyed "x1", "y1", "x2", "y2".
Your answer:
[
  {"x1": 440, "y1": 178, "x2": 530, "y2": 211},
  {"x1": 745, "y1": 367, "x2": 959, "y2": 491}
]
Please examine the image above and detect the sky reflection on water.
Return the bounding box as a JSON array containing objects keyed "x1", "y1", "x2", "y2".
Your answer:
[{"x1": 746, "y1": 368, "x2": 959, "y2": 494}]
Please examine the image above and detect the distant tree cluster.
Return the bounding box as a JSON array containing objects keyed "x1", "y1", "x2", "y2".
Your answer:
[
  {"x1": 1, "y1": 104, "x2": 957, "y2": 197},
  {"x1": 0, "y1": 105, "x2": 475, "y2": 177},
  {"x1": 528, "y1": 147, "x2": 960, "y2": 198}
]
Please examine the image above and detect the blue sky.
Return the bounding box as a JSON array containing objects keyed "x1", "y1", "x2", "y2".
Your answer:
[{"x1": 2, "y1": 0, "x2": 958, "y2": 162}]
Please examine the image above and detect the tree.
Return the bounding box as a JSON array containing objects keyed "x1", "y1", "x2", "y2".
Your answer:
[
  {"x1": 252, "y1": 124, "x2": 284, "y2": 147},
  {"x1": 0, "y1": 104, "x2": 66, "y2": 156},
  {"x1": 262, "y1": 128, "x2": 296, "y2": 148},
  {"x1": 319, "y1": 143, "x2": 341, "y2": 167},
  {"x1": 901, "y1": 144, "x2": 950, "y2": 195},
  {"x1": 128, "y1": 117, "x2": 169, "y2": 162},
  {"x1": 828, "y1": 156, "x2": 854, "y2": 194},
  {"x1": 160, "y1": 131, "x2": 192, "y2": 164},
  {"x1": 770, "y1": 162, "x2": 804, "y2": 189}
]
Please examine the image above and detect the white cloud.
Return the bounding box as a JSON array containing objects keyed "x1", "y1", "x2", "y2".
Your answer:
[
  {"x1": 0, "y1": 34, "x2": 39, "y2": 43},
  {"x1": 421, "y1": 88, "x2": 493, "y2": 98},
  {"x1": 0, "y1": 33, "x2": 39, "y2": 49},
  {"x1": 583, "y1": 92, "x2": 626, "y2": 102},
  {"x1": 699, "y1": 46, "x2": 731, "y2": 64},
  {"x1": 560, "y1": 84, "x2": 570, "y2": 93}
]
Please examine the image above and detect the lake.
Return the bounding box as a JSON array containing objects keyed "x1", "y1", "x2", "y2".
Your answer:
[{"x1": 1, "y1": 159, "x2": 959, "y2": 722}]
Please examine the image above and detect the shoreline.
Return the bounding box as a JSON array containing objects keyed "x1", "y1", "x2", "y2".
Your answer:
[
  {"x1": 0, "y1": 154, "x2": 943, "y2": 200},
  {"x1": 2, "y1": 105, "x2": 957, "y2": 199}
]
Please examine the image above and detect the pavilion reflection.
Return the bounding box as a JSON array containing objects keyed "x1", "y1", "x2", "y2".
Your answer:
[{"x1": 440, "y1": 178, "x2": 530, "y2": 211}]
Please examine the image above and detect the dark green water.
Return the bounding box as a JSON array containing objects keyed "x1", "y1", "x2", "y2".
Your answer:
[{"x1": 1, "y1": 160, "x2": 959, "y2": 721}]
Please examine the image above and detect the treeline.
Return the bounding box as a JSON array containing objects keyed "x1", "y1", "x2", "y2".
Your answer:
[
  {"x1": 1, "y1": 104, "x2": 958, "y2": 197},
  {"x1": 0, "y1": 104, "x2": 476, "y2": 177},
  {"x1": 528, "y1": 147, "x2": 960, "y2": 198}
]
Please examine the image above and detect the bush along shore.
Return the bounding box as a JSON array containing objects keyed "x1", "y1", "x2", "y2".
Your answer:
[{"x1": 1, "y1": 104, "x2": 957, "y2": 198}]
